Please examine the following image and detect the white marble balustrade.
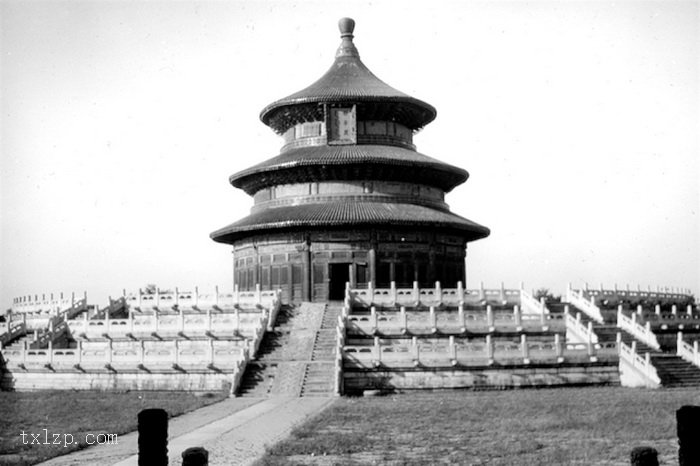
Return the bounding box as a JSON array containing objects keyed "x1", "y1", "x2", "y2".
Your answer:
[
  {"x1": 343, "y1": 335, "x2": 617, "y2": 368},
  {"x1": 565, "y1": 310, "x2": 599, "y2": 344},
  {"x1": 519, "y1": 288, "x2": 549, "y2": 315},
  {"x1": 345, "y1": 305, "x2": 563, "y2": 336},
  {"x1": 349, "y1": 282, "x2": 522, "y2": 309},
  {"x1": 9, "y1": 298, "x2": 88, "y2": 331},
  {"x1": 565, "y1": 285, "x2": 604, "y2": 323},
  {"x1": 616, "y1": 309, "x2": 660, "y2": 350},
  {"x1": 67, "y1": 309, "x2": 268, "y2": 340},
  {"x1": 625, "y1": 304, "x2": 700, "y2": 329},
  {"x1": 11, "y1": 292, "x2": 86, "y2": 314},
  {"x1": 579, "y1": 283, "x2": 693, "y2": 303},
  {"x1": 677, "y1": 333, "x2": 700, "y2": 369},
  {"x1": 0, "y1": 321, "x2": 26, "y2": 347},
  {"x1": 618, "y1": 341, "x2": 660, "y2": 387},
  {"x1": 1, "y1": 339, "x2": 248, "y2": 372},
  {"x1": 123, "y1": 286, "x2": 281, "y2": 313}
]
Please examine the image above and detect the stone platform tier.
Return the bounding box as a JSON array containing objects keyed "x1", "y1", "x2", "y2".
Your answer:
[
  {"x1": 338, "y1": 284, "x2": 622, "y2": 393},
  {"x1": 0, "y1": 339, "x2": 249, "y2": 392},
  {"x1": 555, "y1": 290, "x2": 700, "y2": 389},
  {"x1": 2, "y1": 339, "x2": 247, "y2": 372},
  {"x1": 0, "y1": 288, "x2": 282, "y2": 392},
  {"x1": 343, "y1": 336, "x2": 617, "y2": 369}
]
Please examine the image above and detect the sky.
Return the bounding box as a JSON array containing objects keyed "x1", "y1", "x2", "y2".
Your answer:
[{"x1": 1, "y1": 0, "x2": 698, "y2": 309}]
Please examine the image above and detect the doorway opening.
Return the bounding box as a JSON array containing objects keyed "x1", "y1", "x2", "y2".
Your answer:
[{"x1": 328, "y1": 262, "x2": 351, "y2": 300}]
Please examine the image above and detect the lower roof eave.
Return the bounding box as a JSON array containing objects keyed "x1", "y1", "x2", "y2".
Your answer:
[{"x1": 210, "y1": 221, "x2": 490, "y2": 245}]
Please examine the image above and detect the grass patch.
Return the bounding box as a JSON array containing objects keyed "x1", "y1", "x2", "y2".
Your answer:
[
  {"x1": 0, "y1": 390, "x2": 227, "y2": 465},
  {"x1": 257, "y1": 386, "x2": 700, "y2": 465}
]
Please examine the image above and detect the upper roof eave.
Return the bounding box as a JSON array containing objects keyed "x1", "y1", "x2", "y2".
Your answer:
[{"x1": 259, "y1": 18, "x2": 437, "y2": 132}]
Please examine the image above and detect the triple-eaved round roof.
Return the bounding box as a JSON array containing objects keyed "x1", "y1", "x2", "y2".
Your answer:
[
  {"x1": 260, "y1": 18, "x2": 437, "y2": 134},
  {"x1": 210, "y1": 18, "x2": 490, "y2": 245}
]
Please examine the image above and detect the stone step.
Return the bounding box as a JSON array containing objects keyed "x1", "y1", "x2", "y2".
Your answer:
[
  {"x1": 312, "y1": 345, "x2": 335, "y2": 352},
  {"x1": 313, "y1": 343, "x2": 336, "y2": 350},
  {"x1": 650, "y1": 355, "x2": 700, "y2": 387},
  {"x1": 313, "y1": 338, "x2": 336, "y2": 346},
  {"x1": 313, "y1": 342, "x2": 336, "y2": 349},
  {"x1": 236, "y1": 362, "x2": 277, "y2": 397},
  {"x1": 303, "y1": 379, "x2": 332, "y2": 385},
  {"x1": 300, "y1": 361, "x2": 335, "y2": 397},
  {"x1": 4, "y1": 334, "x2": 40, "y2": 350},
  {"x1": 321, "y1": 314, "x2": 342, "y2": 329},
  {"x1": 308, "y1": 309, "x2": 339, "y2": 365},
  {"x1": 312, "y1": 340, "x2": 337, "y2": 349},
  {"x1": 546, "y1": 303, "x2": 568, "y2": 314},
  {"x1": 304, "y1": 366, "x2": 334, "y2": 375}
]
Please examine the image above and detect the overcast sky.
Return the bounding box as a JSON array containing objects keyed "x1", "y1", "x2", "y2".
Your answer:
[{"x1": 1, "y1": 0, "x2": 698, "y2": 308}]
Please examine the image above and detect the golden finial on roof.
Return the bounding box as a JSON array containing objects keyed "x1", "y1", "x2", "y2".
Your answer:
[
  {"x1": 339, "y1": 17, "x2": 355, "y2": 38},
  {"x1": 336, "y1": 17, "x2": 359, "y2": 58}
]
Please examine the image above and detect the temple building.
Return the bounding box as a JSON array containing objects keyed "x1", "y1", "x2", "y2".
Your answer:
[{"x1": 211, "y1": 18, "x2": 489, "y2": 303}]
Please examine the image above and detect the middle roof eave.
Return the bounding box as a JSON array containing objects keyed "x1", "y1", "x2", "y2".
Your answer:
[{"x1": 229, "y1": 144, "x2": 469, "y2": 194}]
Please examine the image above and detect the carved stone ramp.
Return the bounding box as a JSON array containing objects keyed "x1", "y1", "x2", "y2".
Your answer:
[
  {"x1": 300, "y1": 303, "x2": 343, "y2": 396},
  {"x1": 37, "y1": 396, "x2": 333, "y2": 466},
  {"x1": 237, "y1": 302, "x2": 329, "y2": 397}
]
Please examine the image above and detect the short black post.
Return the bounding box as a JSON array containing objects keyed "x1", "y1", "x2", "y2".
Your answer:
[
  {"x1": 137, "y1": 408, "x2": 168, "y2": 466},
  {"x1": 678, "y1": 405, "x2": 700, "y2": 466},
  {"x1": 182, "y1": 446, "x2": 209, "y2": 466},
  {"x1": 630, "y1": 446, "x2": 658, "y2": 466}
]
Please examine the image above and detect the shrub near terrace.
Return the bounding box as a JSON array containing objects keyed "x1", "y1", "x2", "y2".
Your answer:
[{"x1": 258, "y1": 387, "x2": 700, "y2": 465}]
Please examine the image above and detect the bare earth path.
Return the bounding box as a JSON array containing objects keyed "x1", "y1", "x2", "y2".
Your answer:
[{"x1": 36, "y1": 396, "x2": 333, "y2": 466}]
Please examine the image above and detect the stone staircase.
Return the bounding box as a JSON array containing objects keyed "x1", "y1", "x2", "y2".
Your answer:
[
  {"x1": 566, "y1": 302, "x2": 700, "y2": 387},
  {"x1": 567, "y1": 304, "x2": 657, "y2": 353},
  {"x1": 91, "y1": 297, "x2": 128, "y2": 319},
  {"x1": 650, "y1": 354, "x2": 700, "y2": 387},
  {"x1": 3, "y1": 334, "x2": 36, "y2": 351},
  {"x1": 300, "y1": 362, "x2": 336, "y2": 396},
  {"x1": 311, "y1": 304, "x2": 341, "y2": 361},
  {"x1": 236, "y1": 362, "x2": 276, "y2": 397},
  {"x1": 237, "y1": 302, "x2": 338, "y2": 397},
  {"x1": 300, "y1": 304, "x2": 342, "y2": 396}
]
